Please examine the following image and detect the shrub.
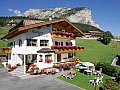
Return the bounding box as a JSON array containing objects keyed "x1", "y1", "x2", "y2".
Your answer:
[
  {"x1": 96, "y1": 62, "x2": 120, "y2": 83},
  {"x1": 103, "y1": 79, "x2": 120, "y2": 90}
]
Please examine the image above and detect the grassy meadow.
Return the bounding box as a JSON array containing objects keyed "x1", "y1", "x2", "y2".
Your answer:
[
  {"x1": 0, "y1": 26, "x2": 11, "y2": 54},
  {"x1": 76, "y1": 38, "x2": 120, "y2": 64}
]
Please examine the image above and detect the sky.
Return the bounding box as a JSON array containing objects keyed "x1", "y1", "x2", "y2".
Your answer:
[{"x1": 0, "y1": 0, "x2": 120, "y2": 34}]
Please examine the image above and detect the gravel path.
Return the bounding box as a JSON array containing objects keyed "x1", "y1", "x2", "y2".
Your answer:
[{"x1": 0, "y1": 68, "x2": 84, "y2": 90}]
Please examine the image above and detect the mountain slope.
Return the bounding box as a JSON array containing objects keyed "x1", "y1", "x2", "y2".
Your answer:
[{"x1": 73, "y1": 23, "x2": 101, "y2": 33}]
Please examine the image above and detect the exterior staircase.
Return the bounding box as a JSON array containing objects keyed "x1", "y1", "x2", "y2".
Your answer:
[
  {"x1": 9, "y1": 66, "x2": 24, "y2": 76},
  {"x1": 9, "y1": 66, "x2": 38, "y2": 79}
]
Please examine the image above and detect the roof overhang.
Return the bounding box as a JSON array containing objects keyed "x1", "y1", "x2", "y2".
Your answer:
[{"x1": 1, "y1": 18, "x2": 85, "y2": 40}]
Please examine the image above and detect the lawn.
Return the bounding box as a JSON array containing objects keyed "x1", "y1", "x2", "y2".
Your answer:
[
  {"x1": 0, "y1": 26, "x2": 12, "y2": 38},
  {"x1": 58, "y1": 69, "x2": 111, "y2": 90},
  {"x1": 0, "y1": 26, "x2": 11, "y2": 54},
  {"x1": 76, "y1": 38, "x2": 120, "y2": 64}
]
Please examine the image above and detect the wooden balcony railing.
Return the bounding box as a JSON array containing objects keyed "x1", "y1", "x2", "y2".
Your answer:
[
  {"x1": 50, "y1": 31, "x2": 76, "y2": 40},
  {"x1": 0, "y1": 48, "x2": 12, "y2": 54},
  {"x1": 51, "y1": 46, "x2": 85, "y2": 53},
  {"x1": 53, "y1": 58, "x2": 80, "y2": 68}
]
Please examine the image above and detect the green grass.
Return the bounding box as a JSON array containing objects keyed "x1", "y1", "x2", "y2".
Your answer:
[
  {"x1": 76, "y1": 38, "x2": 120, "y2": 64},
  {"x1": 58, "y1": 69, "x2": 111, "y2": 90},
  {"x1": 0, "y1": 26, "x2": 11, "y2": 54},
  {"x1": 0, "y1": 26, "x2": 12, "y2": 38}
]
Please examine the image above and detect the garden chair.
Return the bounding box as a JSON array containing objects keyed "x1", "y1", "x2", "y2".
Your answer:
[
  {"x1": 67, "y1": 75, "x2": 74, "y2": 80},
  {"x1": 70, "y1": 68, "x2": 76, "y2": 76},
  {"x1": 62, "y1": 71, "x2": 75, "y2": 80},
  {"x1": 62, "y1": 71, "x2": 69, "y2": 78},
  {"x1": 98, "y1": 75, "x2": 104, "y2": 83},
  {"x1": 89, "y1": 77, "x2": 99, "y2": 86}
]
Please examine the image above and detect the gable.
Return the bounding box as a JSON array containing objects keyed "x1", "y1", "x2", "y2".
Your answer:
[{"x1": 1, "y1": 18, "x2": 85, "y2": 40}]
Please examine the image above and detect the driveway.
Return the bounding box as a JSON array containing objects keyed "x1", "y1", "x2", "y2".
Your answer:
[{"x1": 0, "y1": 68, "x2": 84, "y2": 90}]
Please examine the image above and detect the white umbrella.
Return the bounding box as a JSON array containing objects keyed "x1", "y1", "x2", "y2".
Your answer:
[{"x1": 80, "y1": 62, "x2": 94, "y2": 67}]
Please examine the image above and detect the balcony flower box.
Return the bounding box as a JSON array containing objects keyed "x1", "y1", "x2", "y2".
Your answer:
[
  {"x1": 74, "y1": 46, "x2": 78, "y2": 50},
  {"x1": 45, "y1": 59, "x2": 53, "y2": 63}
]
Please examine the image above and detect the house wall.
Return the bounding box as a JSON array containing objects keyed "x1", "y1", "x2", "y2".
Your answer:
[
  {"x1": 7, "y1": 24, "x2": 76, "y2": 68},
  {"x1": 8, "y1": 25, "x2": 53, "y2": 66},
  {"x1": 36, "y1": 53, "x2": 55, "y2": 69}
]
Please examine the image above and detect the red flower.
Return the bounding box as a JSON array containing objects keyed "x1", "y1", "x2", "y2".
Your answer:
[{"x1": 45, "y1": 59, "x2": 53, "y2": 63}]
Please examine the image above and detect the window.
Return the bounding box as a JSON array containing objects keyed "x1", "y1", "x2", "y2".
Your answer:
[
  {"x1": 27, "y1": 39, "x2": 37, "y2": 46},
  {"x1": 8, "y1": 54, "x2": 11, "y2": 60},
  {"x1": 45, "y1": 55, "x2": 52, "y2": 59},
  {"x1": 39, "y1": 55, "x2": 43, "y2": 62},
  {"x1": 31, "y1": 54, "x2": 37, "y2": 63},
  {"x1": 8, "y1": 42, "x2": 13, "y2": 47},
  {"x1": 55, "y1": 41, "x2": 63, "y2": 46},
  {"x1": 61, "y1": 42, "x2": 63, "y2": 46},
  {"x1": 55, "y1": 41, "x2": 58, "y2": 46},
  {"x1": 13, "y1": 41, "x2": 15, "y2": 47},
  {"x1": 19, "y1": 39, "x2": 22, "y2": 47},
  {"x1": 40, "y1": 40, "x2": 49, "y2": 46},
  {"x1": 66, "y1": 42, "x2": 72, "y2": 46},
  {"x1": 66, "y1": 42, "x2": 68, "y2": 46},
  {"x1": 68, "y1": 53, "x2": 74, "y2": 58}
]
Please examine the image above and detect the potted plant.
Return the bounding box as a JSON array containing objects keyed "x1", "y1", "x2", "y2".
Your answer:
[{"x1": 45, "y1": 59, "x2": 53, "y2": 63}]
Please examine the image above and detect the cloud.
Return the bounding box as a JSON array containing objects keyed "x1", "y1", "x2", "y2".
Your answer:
[
  {"x1": 8, "y1": 8, "x2": 21, "y2": 15},
  {"x1": 8, "y1": 8, "x2": 13, "y2": 12},
  {"x1": 14, "y1": 10, "x2": 21, "y2": 15}
]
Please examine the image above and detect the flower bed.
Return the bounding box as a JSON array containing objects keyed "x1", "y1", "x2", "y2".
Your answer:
[
  {"x1": 6, "y1": 63, "x2": 20, "y2": 72},
  {"x1": 53, "y1": 61, "x2": 77, "y2": 71}
]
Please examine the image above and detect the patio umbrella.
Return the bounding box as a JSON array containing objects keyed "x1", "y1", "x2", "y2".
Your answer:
[{"x1": 80, "y1": 62, "x2": 94, "y2": 67}]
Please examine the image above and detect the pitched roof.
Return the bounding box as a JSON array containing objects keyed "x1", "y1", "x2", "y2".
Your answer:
[{"x1": 1, "y1": 18, "x2": 85, "y2": 39}]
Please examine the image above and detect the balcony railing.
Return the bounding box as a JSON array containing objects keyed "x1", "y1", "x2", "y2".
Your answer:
[
  {"x1": 0, "y1": 47, "x2": 12, "y2": 54},
  {"x1": 53, "y1": 57, "x2": 80, "y2": 68},
  {"x1": 51, "y1": 45, "x2": 85, "y2": 53},
  {"x1": 50, "y1": 31, "x2": 76, "y2": 40}
]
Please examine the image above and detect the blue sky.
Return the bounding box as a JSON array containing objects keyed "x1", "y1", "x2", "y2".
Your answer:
[{"x1": 0, "y1": 0, "x2": 120, "y2": 34}]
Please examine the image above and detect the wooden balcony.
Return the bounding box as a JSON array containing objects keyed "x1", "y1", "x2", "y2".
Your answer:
[
  {"x1": 51, "y1": 31, "x2": 76, "y2": 40},
  {"x1": 2, "y1": 48, "x2": 12, "y2": 54},
  {"x1": 51, "y1": 46, "x2": 85, "y2": 53},
  {"x1": 53, "y1": 58, "x2": 80, "y2": 68}
]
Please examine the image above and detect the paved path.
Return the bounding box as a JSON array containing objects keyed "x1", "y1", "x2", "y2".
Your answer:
[{"x1": 0, "y1": 68, "x2": 84, "y2": 90}]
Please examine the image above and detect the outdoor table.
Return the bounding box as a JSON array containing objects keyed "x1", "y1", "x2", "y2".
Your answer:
[
  {"x1": 79, "y1": 66, "x2": 88, "y2": 69},
  {"x1": 79, "y1": 66, "x2": 87, "y2": 73},
  {"x1": 84, "y1": 70, "x2": 92, "y2": 75}
]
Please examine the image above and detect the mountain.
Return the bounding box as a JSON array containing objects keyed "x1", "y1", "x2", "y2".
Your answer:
[{"x1": 20, "y1": 7, "x2": 101, "y2": 29}]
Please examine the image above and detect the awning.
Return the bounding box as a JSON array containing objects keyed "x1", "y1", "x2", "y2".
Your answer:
[{"x1": 37, "y1": 48, "x2": 55, "y2": 53}]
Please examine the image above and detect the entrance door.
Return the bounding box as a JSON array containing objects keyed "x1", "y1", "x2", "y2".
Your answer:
[{"x1": 57, "y1": 54, "x2": 61, "y2": 62}]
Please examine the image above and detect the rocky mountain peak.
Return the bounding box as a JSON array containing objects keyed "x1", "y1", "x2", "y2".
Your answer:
[{"x1": 20, "y1": 7, "x2": 101, "y2": 29}]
